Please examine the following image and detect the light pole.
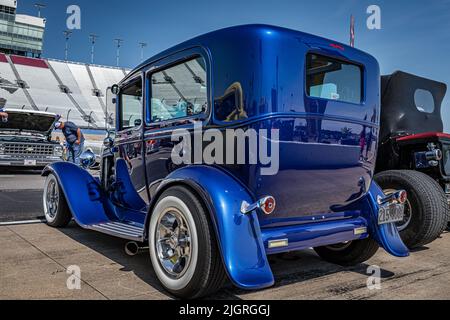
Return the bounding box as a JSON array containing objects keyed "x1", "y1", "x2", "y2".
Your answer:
[
  {"x1": 34, "y1": 3, "x2": 46, "y2": 18},
  {"x1": 89, "y1": 34, "x2": 99, "y2": 64},
  {"x1": 139, "y1": 42, "x2": 147, "y2": 61},
  {"x1": 63, "y1": 30, "x2": 73, "y2": 61},
  {"x1": 114, "y1": 38, "x2": 123, "y2": 67}
]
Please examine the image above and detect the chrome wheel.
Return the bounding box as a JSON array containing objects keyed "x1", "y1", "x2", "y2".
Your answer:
[
  {"x1": 384, "y1": 189, "x2": 412, "y2": 232},
  {"x1": 149, "y1": 194, "x2": 198, "y2": 292},
  {"x1": 148, "y1": 186, "x2": 226, "y2": 298},
  {"x1": 156, "y1": 208, "x2": 192, "y2": 279},
  {"x1": 44, "y1": 176, "x2": 59, "y2": 222}
]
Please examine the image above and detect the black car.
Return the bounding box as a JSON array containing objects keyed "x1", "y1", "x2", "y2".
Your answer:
[
  {"x1": 375, "y1": 71, "x2": 450, "y2": 248},
  {"x1": 0, "y1": 109, "x2": 63, "y2": 169}
]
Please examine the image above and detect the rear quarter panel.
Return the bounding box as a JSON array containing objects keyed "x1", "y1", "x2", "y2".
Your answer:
[{"x1": 208, "y1": 27, "x2": 381, "y2": 227}]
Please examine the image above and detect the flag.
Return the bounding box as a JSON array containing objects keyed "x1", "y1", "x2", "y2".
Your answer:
[{"x1": 350, "y1": 15, "x2": 356, "y2": 47}]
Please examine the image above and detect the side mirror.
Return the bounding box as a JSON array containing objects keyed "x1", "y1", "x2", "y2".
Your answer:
[
  {"x1": 111, "y1": 84, "x2": 120, "y2": 95},
  {"x1": 134, "y1": 119, "x2": 142, "y2": 127},
  {"x1": 107, "y1": 129, "x2": 116, "y2": 139},
  {"x1": 80, "y1": 150, "x2": 96, "y2": 169},
  {"x1": 103, "y1": 137, "x2": 114, "y2": 148}
]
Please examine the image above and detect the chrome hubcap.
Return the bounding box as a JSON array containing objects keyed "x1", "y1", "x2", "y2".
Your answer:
[
  {"x1": 384, "y1": 189, "x2": 412, "y2": 232},
  {"x1": 155, "y1": 208, "x2": 191, "y2": 279},
  {"x1": 45, "y1": 179, "x2": 59, "y2": 218}
]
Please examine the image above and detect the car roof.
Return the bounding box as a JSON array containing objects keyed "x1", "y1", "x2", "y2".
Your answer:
[{"x1": 121, "y1": 24, "x2": 372, "y2": 84}]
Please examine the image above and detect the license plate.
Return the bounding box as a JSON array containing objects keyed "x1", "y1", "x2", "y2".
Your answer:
[
  {"x1": 378, "y1": 203, "x2": 405, "y2": 225},
  {"x1": 24, "y1": 159, "x2": 37, "y2": 166}
]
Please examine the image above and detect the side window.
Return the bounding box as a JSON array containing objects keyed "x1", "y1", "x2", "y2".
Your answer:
[
  {"x1": 150, "y1": 57, "x2": 207, "y2": 123},
  {"x1": 119, "y1": 78, "x2": 143, "y2": 130},
  {"x1": 306, "y1": 54, "x2": 363, "y2": 104}
]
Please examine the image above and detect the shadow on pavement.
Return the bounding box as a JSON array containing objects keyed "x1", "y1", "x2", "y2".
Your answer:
[
  {"x1": 209, "y1": 251, "x2": 395, "y2": 299},
  {"x1": 57, "y1": 222, "x2": 173, "y2": 299},
  {"x1": 0, "y1": 168, "x2": 44, "y2": 175},
  {"x1": 0, "y1": 190, "x2": 44, "y2": 222},
  {"x1": 56, "y1": 222, "x2": 397, "y2": 300}
]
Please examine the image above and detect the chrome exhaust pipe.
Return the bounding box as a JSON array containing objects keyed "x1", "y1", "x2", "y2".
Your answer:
[{"x1": 125, "y1": 241, "x2": 148, "y2": 256}]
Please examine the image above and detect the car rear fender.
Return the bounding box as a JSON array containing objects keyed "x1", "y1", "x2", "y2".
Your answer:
[{"x1": 363, "y1": 182, "x2": 410, "y2": 257}]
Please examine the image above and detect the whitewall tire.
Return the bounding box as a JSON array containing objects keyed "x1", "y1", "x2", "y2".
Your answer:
[
  {"x1": 43, "y1": 174, "x2": 72, "y2": 228},
  {"x1": 148, "y1": 186, "x2": 227, "y2": 299}
]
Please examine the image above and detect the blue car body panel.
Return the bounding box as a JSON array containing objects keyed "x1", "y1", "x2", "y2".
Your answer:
[
  {"x1": 112, "y1": 159, "x2": 147, "y2": 212},
  {"x1": 43, "y1": 24, "x2": 409, "y2": 291}
]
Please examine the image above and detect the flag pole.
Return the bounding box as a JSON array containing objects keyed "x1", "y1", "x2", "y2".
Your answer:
[{"x1": 350, "y1": 15, "x2": 355, "y2": 47}]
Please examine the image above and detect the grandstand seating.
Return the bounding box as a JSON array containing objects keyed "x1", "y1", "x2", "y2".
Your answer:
[
  {"x1": 0, "y1": 54, "x2": 31, "y2": 109},
  {"x1": 12, "y1": 56, "x2": 84, "y2": 123},
  {"x1": 0, "y1": 54, "x2": 129, "y2": 128},
  {"x1": 47, "y1": 60, "x2": 98, "y2": 124},
  {"x1": 67, "y1": 63, "x2": 107, "y2": 124},
  {"x1": 90, "y1": 66, "x2": 126, "y2": 107}
]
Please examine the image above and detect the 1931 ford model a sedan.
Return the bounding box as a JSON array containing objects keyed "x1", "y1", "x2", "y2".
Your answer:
[{"x1": 42, "y1": 25, "x2": 409, "y2": 298}]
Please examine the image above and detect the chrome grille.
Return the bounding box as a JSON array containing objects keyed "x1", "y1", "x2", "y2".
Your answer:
[{"x1": 3, "y1": 143, "x2": 54, "y2": 156}]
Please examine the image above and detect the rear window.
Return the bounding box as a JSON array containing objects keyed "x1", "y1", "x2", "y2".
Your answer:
[
  {"x1": 306, "y1": 54, "x2": 363, "y2": 104},
  {"x1": 414, "y1": 89, "x2": 435, "y2": 113}
]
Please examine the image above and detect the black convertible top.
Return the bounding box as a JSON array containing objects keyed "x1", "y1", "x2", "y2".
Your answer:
[{"x1": 380, "y1": 71, "x2": 447, "y2": 142}]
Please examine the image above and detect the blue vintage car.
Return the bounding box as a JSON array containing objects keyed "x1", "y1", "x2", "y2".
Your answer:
[{"x1": 42, "y1": 25, "x2": 409, "y2": 299}]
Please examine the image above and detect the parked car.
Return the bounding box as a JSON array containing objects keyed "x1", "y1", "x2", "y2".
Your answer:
[
  {"x1": 41, "y1": 25, "x2": 409, "y2": 299},
  {"x1": 0, "y1": 109, "x2": 63, "y2": 169},
  {"x1": 375, "y1": 71, "x2": 450, "y2": 248}
]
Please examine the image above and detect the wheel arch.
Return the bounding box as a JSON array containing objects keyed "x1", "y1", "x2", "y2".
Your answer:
[
  {"x1": 144, "y1": 165, "x2": 274, "y2": 290},
  {"x1": 41, "y1": 162, "x2": 113, "y2": 227},
  {"x1": 143, "y1": 180, "x2": 215, "y2": 239}
]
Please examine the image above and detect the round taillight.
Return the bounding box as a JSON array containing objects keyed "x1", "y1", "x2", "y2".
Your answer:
[
  {"x1": 398, "y1": 190, "x2": 407, "y2": 204},
  {"x1": 260, "y1": 196, "x2": 276, "y2": 215}
]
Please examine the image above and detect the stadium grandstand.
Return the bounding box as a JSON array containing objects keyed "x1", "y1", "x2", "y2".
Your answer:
[
  {"x1": 0, "y1": 53, "x2": 129, "y2": 129},
  {"x1": 0, "y1": 0, "x2": 130, "y2": 130}
]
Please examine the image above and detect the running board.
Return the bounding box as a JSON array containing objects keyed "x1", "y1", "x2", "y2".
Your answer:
[{"x1": 88, "y1": 222, "x2": 144, "y2": 242}]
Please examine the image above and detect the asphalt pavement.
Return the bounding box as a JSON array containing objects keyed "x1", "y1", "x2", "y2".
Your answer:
[
  {"x1": 0, "y1": 171, "x2": 46, "y2": 223},
  {"x1": 0, "y1": 172, "x2": 449, "y2": 300},
  {"x1": 0, "y1": 222, "x2": 448, "y2": 300}
]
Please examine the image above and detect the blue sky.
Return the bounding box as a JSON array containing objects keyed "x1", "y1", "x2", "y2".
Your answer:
[{"x1": 18, "y1": 0, "x2": 450, "y2": 128}]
